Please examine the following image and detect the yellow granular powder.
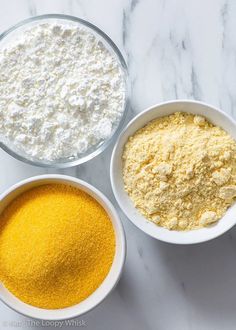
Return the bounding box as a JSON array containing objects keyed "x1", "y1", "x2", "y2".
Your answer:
[
  {"x1": 0, "y1": 184, "x2": 115, "y2": 309},
  {"x1": 123, "y1": 112, "x2": 236, "y2": 231}
]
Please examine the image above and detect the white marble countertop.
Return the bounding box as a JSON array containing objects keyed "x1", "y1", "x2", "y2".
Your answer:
[{"x1": 0, "y1": 0, "x2": 236, "y2": 329}]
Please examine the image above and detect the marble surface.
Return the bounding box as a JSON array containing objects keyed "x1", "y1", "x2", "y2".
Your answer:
[{"x1": 0, "y1": 0, "x2": 236, "y2": 329}]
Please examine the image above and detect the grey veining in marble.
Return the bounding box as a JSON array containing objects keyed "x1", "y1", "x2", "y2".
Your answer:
[{"x1": 0, "y1": 0, "x2": 236, "y2": 329}]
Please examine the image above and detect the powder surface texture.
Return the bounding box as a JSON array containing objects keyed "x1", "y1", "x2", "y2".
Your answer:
[
  {"x1": 0, "y1": 184, "x2": 115, "y2": 309},
  {"x1": 0, "y1": 22, "x2": 125, "y2": 160},
  {"x1": 123, "y1": 112, "x2": 236, "y2": 231}
]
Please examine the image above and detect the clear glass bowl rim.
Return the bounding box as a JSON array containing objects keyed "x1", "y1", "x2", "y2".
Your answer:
[{"x1": 0, "y1": 14, "x2": 129, "y2": 168}]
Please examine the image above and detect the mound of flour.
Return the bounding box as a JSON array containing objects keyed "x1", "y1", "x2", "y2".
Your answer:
[{"x1": 0, "y1": 22, "x2": 125, "y2": 160}]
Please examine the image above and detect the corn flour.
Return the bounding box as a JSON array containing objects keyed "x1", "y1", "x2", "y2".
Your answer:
[
  {"x1": 123, "y1": 112, "x2": 236, "y2": 231},
  {"x1": 0, "y1": 22, "x2": 125, "y2": 161}
]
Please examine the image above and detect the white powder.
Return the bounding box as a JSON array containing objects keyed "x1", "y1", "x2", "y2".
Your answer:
[{"x1": 0, "y1": 22, "x2": 125, "y2": 161}]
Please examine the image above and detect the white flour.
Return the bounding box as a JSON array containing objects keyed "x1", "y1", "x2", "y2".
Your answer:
[{"x1": 0, "y1": 22, "x2": 125, "y2": 161}]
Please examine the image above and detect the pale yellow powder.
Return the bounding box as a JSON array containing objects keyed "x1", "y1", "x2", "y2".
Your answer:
[{"x1": 122, "y1": 112, "x2": 236, "y2": 231}]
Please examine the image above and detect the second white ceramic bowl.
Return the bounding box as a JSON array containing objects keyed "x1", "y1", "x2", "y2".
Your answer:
[
  {"x1": 110, "y1": 100, "x2": 236, "y2": 244},
  {"x1": 0, "y1": 175, "x2": 126, "y2": 320}
]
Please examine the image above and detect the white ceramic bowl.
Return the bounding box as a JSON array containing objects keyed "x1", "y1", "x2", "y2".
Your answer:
[
  {"x1": 110, "y1": 100, "x2": 236, "y2": 244},
  {"x1": 0, "y1": 175, "x2": 126, "y2": 320}
]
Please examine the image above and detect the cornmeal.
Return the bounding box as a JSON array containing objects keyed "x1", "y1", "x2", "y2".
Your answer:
[
  {"x1": 0, "y1": 184, "x2": 115, "y2": 309},
  {"x1": 122, "y1": 112, "x2": 236, "y2": 231}
]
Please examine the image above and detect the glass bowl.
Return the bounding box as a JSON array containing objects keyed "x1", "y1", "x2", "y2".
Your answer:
[{"x1": 0, "y1": 14, "x2": 129, "y2": 168}]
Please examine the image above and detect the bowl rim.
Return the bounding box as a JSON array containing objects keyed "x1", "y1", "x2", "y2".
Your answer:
[
  {"x1": 110, "y1": 99, "x2": 236, "y2": 245},
  {"x1": 0, "y1": 174, "x2": 126, "y2": 320},
  {"x1": 0, "y1": 14, "x2": 129, "y2": 168}
]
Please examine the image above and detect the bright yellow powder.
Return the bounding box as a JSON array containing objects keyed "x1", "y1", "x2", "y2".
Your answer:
[{"x1": 0, "y1": 184, "x2": 115, "y2": 309}]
